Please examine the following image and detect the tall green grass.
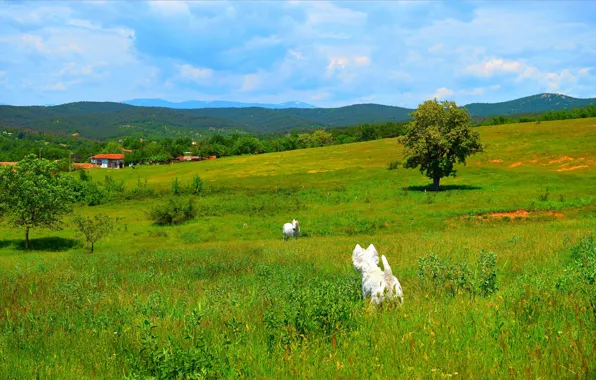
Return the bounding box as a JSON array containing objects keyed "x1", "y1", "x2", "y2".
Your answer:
[{"x1": 0, "y1": 118, "x2": 595, "y2": 377}]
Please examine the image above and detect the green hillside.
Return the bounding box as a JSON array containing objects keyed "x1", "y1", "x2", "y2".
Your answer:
[
  {"x1": 465, "y1": 93, "x2": 596, "y2": 116},
  {"x1": 0, "y1": 102, "x2": 246, "y2": 140},
  {"x1": 2, "y1": 94, "x2": 596, "y2": 140},
  {"x1": 1, "y1": 117, "x2": 595, "y2": 377}
]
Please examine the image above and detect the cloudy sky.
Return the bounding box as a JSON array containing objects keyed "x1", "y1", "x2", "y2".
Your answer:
[{"x1": 1, "y1": 1, "x2": 595, "y2": 107}]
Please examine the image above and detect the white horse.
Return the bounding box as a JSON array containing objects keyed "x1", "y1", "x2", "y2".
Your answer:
[{"x1": 282, "y1": 219, "x2": 300, "y2": 241}]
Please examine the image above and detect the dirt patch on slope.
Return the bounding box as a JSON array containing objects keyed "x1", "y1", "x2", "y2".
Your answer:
[
  {"x1": 508, "y1": 162, "x2": 523, "y2": 168},
  {"x1": 490, "y1": 159, "x2": 503, "y2": 163},
  {"x1": 545, "y1": 156, "x2": 574, "y2": 165},
  {"x1": 556, "y1": 165, "x2": 589, "y2": 172},
  {"x1": 307, "y1": 169, "x2": 330, "y2": 174},
  {"x1": 464, "y1": 209, "x2": 564, "y2": 221},
  {"x1": 485, "y1": 210, "x2": 529, "y2": 219}
]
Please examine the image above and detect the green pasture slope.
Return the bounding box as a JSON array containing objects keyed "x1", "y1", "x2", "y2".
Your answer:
[{"x1": 1, "y1": 118, "x2": 596, "y2": 377}]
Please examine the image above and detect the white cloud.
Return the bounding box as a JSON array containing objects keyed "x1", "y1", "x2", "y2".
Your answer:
[
  {"x1": 326, "y1": 57, "x2": 349, "y2": 75},
  {"x1": 178, "y1": 64, "x2": 213, "y2": 81},
  {"x1": 460, "y1": 85, "x2": 500, "y2": 96},
  {"x1": 311, "y1": 92, "x2": 332, "y2": 100},
  {"x1": 428, "y1": 44, "x2": 443, "y2": 53},
  {"x1": 148, "y1": 1, "x2": 190, "y2": 16},
  {"x1": 58, "y1": 62, "x2": 106, "y2": 77},
  {"x1": 240, "y1": 74, "x2": 260, "y2": 91},
  {"x1": 433, "y1": 87, "x2": 454, "y2": 99},
  {"x1": 42, "y1": 82, "x2": 67, "y2": 91},
  {"x1": 578, "y1": 67, "x2": 591, "y2": 76},
  {"x1": 544, "y1": 69, "x2": 577, "y2": 91},
  {"x1": 465, "y1": 58, "x2": 524, "y2": 76},
  {"x1": 389, "y1": 70, "x2": 412, "y2": 81},
  {"x1": 354, "y1": 56, "x2": 371, "y2": 66},
  {"x1": 289, "y1": 50, "x2": 305, "y2": 60}
]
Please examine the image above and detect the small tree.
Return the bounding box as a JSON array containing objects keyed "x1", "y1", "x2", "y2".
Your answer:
[
  {"x1": 400, "y1": 99, "x2": 483, "y2": 191},
  {"x1": 189, "y1": 174, "x2": 203, "y2": 195},
  {"x1": 0, "y1": 155, "x2": 75, "y2": 249},
  {"x1": 73, "y1": 213, "x2": 114, "y2": 252}
]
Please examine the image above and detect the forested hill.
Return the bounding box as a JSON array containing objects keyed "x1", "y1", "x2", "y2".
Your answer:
[
  {"x1": 465, "y1": 93, "x2": 596, "y2": 117},
  {"x1": 1, "y1": 93, "x2": 595, "y2": 140},
  {"x1": 0, "y1": 102, "x2": 247, "y2": 140}
]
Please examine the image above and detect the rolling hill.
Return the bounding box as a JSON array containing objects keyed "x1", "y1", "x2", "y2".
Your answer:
[
  {"x1": 123, "y1": 98, "x2": 317, "y2": 109},
  {"x1": 1, "y1": 93, "x2": 596, "y2": 140},
  {"x1": 465, "y1": 93, "x2": 596, "y2": 116},
  {"x1": 0, "y1": 102, "x2": 248, "y2": 140}
]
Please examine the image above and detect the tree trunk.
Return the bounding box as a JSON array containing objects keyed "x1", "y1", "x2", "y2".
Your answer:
[
  {"x1": 432, "y1": 176, "x2": 440, "y2": 191},
  {"x1": 91, "y1": 242, "x2": 94, "y2": 253},
  {"x1": 25, "y1": 227, "x2": 29, "y2": 249}
]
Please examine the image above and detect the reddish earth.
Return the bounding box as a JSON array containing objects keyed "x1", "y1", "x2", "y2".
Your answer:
[
  {"x1": 546, "y1": 156, "x2": 573, "y2": 165},
  {"x1": 557, "y1": 165, "x2": 589, "y2": 172},
  {"x1": 490, "y1": 159, "x2": 503, "y2": 163},
  {"x1": 485, "y1": 210, "x2": 529, "y2": 218},
  {"x1": 464, "y1": 210, "x2": 565, "y2": 221},
  {"x1": 508, "y1": 162, "x2": 523, "y2": 168}
]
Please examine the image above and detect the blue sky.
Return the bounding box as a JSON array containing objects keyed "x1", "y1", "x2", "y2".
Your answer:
[{"x1": 1, "y1": 0, "x2": 595, "y2": 108}]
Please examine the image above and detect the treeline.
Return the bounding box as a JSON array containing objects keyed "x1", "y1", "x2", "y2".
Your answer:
[
  {"x1": 0, "y1": 128, "x2": 100, "y2": 162},
  {"x1": 474, "y1": 104, "x2": 596, "y2": 127},
  {"x1": 114, "y1": 121, "x2": 407, "y2": 163}
]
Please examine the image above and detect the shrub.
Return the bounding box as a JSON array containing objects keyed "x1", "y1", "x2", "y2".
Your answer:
[
  {"x1": 148, "y1": 198, "x2": 197, "y2": 225},
  {"x1": 79, "y1": 169, "x2": 91, "y2": 182},
  {"x1": 417, "y1": 251, "x2": 498, "y2": 297},
  {"x1": 104, "y1": 175, "x2": 124, "y2": 193},
  {"x1": 261, "y1": 264, "x2": 361, "y2": 353},
  {"x1": 387, "y1": 160, "x2": 400, "y2": 170},
  {"x1": 131, "y1": 312, "x2": 222, "y2": 379},
  {"x1": 172, "y1": 177, "x2": 182, "y2": 195},
  {"x1": 189, "y1": 174, "x2": 204, "y2": 195}
]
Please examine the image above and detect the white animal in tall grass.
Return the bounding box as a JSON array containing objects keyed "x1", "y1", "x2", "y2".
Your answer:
[
  {"x1": 282, "y1": 219, "x2": 300, "y2": 241},
  {"x1": 352, "y1": 244, "x2": 403, "y2": 305}
]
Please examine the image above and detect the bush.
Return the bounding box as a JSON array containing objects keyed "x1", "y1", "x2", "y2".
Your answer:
[
  {"x1": 417, "y1": 250, "x2": 498, "y2": 297},
  {"x1": 148, "y1": 198, "x2": 197, "y2": 225},
  {"x1": 189, "y1": 174, "x2": 204, "y2": 195},
  {"x1": 387, "y1": 160, "x2": 400, "y2": 170},
  {"x1": 172, "y1": 177, "x2": 182, "y2": 195}
]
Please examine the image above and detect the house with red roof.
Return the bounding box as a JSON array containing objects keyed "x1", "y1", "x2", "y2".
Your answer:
[{"x1": 90, "y1": 154, "x2": 125, "y2": 169}]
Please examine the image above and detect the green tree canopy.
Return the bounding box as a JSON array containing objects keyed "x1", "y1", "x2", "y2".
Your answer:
[
  {"x1": 73, "y1": 213, "x2": 114, "y2": 253},
  {"x1": 101, "y1": 141, "x2": 123, "y2": 154},
  {"x1": 400, "y1": 99, "x2": 483, "y2": 191},
  {"x1": 0, "y1": 154, "x2": 75, "y2": 248}
]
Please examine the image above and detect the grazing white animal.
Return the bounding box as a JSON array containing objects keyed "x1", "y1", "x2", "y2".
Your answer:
[
  {"x1": 352, "y1": 244, "x2": 403, "y2": 305},
  {"x1": 282, "y1": 219, "x2": 300, "y2": 241}
]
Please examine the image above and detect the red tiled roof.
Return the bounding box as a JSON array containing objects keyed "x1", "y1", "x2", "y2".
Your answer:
[
  {"x1": 121, "y1": 148, "x2": 133, "y2": 153},
  {"x1": 73, "y1": 163, "x2": 97, "y2": 169},
  {"x1": 0, "y1": 162, "x2": 17, "y2": 166},
  {"x1": 90, "y1": 154, "x2": 125, "y2": 159}
]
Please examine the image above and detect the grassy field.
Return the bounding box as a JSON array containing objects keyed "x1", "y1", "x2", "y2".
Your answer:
[{"x1": 1, "y1": 118, "x2": 596, "y2": 378}]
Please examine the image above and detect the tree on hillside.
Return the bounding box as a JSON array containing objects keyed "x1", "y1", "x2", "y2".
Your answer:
[
  {"x1": 73, "y1": 213, "x2": 114, "y2": 253},
  {"x1": 101, "y1": 141, "x2": 123, "y2": 154},
  {"x1": 400, "y1": 99, "x2": 483, "y2": 191},
  {"x1": 0, "y1": 154, "x2": 75, "y2": 249}
]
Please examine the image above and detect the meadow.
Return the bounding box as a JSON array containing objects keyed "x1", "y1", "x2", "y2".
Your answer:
[{"x1": 1, "y1": 118, "x2": 595, "y2": 378}]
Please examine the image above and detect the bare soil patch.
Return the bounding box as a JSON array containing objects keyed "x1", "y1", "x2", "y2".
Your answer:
[{"x1": 556, "y1": 165, "x2": 589, "y2": 172}]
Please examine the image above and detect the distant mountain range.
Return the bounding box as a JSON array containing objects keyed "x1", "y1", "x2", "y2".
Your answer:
[
  {"x1": 122, "y1": 98, "x2": 317, "y2": 109},
  {"x1": 0, "y1": 93, "x2": 594, "y2": 140}
]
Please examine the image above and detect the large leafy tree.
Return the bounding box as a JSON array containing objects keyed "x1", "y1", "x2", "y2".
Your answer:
[
  {"x1": 400, "y1": 99, "x2": 483, "y2": 191},
  {"x1": 0, "y1": 154, "x2": 75, "y2": 249}
]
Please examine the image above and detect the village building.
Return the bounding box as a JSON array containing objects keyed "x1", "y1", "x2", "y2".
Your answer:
[{"x1": 90, "y1": 154, "x2": 125, "y2": 169}]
